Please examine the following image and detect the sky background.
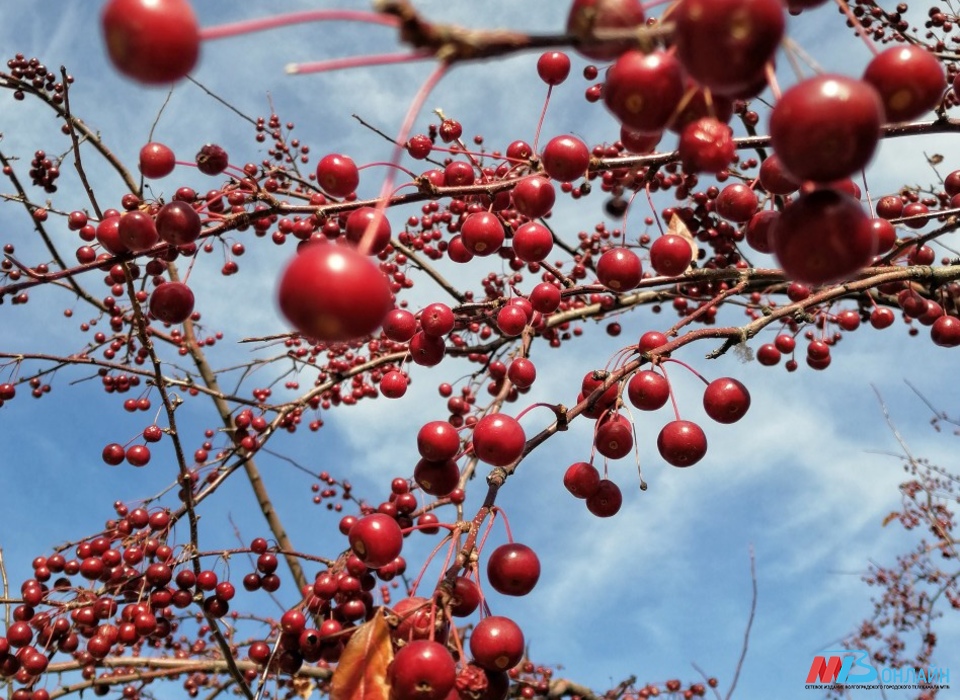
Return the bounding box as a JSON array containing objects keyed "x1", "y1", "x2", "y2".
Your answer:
[{"x1": 1, "y1": 2, "x2": 959, "y2": 699}]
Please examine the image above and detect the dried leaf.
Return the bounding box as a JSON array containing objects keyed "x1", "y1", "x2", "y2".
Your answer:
[
  {"x1": 292, "y1": 677, "x2": 315, "y2": 700},
  {"x1": 331, "y1": 610, "x2": 394, "y2": 700},
  {"x1": 666, "y1": 213, "x2": 699, "y2": 272},
  {"x1": 881, "y1": 511, "x2": 899, "y2": 527}
]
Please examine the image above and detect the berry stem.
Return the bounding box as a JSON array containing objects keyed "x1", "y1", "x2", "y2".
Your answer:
[
  {"x1": 199, "y1": 11, "x2": 400, "y2": 42},
  {"x1": 658, "y1": 362, "x2": 683, "y2": 423},
  {"x1": 662, "y1": 357, "x2": 710, "y2": 385},
  {"x1": 531, "y1": 85, "x2": 553, "y2": 154},
  {"x1": 360, "y1": 62, "x2": 448, "y2": 255},
  {"x1": 286, "y1": 51, "x2": 433, "y2": 76}
]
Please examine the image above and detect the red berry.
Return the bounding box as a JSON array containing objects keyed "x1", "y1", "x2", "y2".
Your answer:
[
  {"x1": 743, "y1": 210, "x2": 778, "y2": 254},
  {"x1": 702, "y1": 378, "x2": 751, "y2": 424},
  {"x1": 472, "y1": 414, "x2": 526, "y2": 466},
  {"x1": 512, "y1": 222, "x2": 554, "y2": 263},
  {"x1": 771, "y1": 189, "x2": 876, "y2": 285},
  {"x1": 316, "y1": 154, "x2": 359, "y2": 197},
  {"x1": 126, "y1": 444, "x2": 151, "y2": 467},
  {"x1": 594, "y1": 413, "x2": 634, "y2": 460},
  {"x1": 529, "y1": 282, "x2": 562, "y2": 313},
  {"x1": 389, "y1": 640, "x2": 457, "y2": 700},
  {"x1": 586, "y1": 479, "x2": 623, "y2": 517},
  {"x1": 382, "y1": 308, "x2": 418, "y2": 342},
  {"x1": 460, "y1": 212, "x2": 505, "y2": 256},
  {"x1": 496, "y1": 305, "x2": 528, "y2": 337},
  {"x1": 758, "y1": 155, "x2": 800, "y2": 195},
  {"x1": 537, "y1": 51, "x2": 571, "y2": 85},
  {"x1": 672, "y1": 0, "x2": 784, "y2": 96},
  {"x1": 863, "y1": 45, "x2": 945, "y2": 122},
  {"x1": 511, "y1": 176, "x2": 556, "y2": 219},
  {"x1": 419, "y1": 302, "x2": 455, "y2": 337},
  {"x1": 620, "y1": 127, "x2": 662, "y2": 154},
  {"x1": 469, "y1": 616, "x2": 525, "y2": 672},
  {"x1": 450, "y1": 576, "x2": 482, "y2": 617},
  {"x1": 409, "y1": 331, "x2": 446, "y2": 366},
  {"x1": 101, "y1": 0, "x2": 199, "y2": 84},
  {"x1": 563, "y1": 462, "x2": 601, "y2": 499},
  {"x1": 649, "y1": 234, "x2": 694, "y2": 276},
  {"x1": 156, "y1": 200, "x2": 201, "y2": 245},
  {"x1": 486, "y1": 543, "x2": 540, "y2": 596},
  {"x1": 657, "y1": 420, "x2": 708, "y2": 467},
  {"x1": 678, "y1": 117, "x2": 735, "y2": 174},
  {"x1": 348, "y1": 513, "x2": 403, "y2": 569},
  {"x1": 102, "y1": 443, "x2": 125, "y2": 466},
  {"x1": 715, "y1": 184, "x2": 759, "y2": 223},
  {"x1": 541, "y1": 135, "x2": 590, "y2": 182},
  {"x1": 413, "y1": 458, "x2": 460, "y2": 497},
  {"x1": 380, "y1": 370, "x2": 409, "y2": 399},
  {"x1": 638, "y1": 330, "x2": 669, "y2": 355},
  {"x1": 345, "y1": 207, "x2": 391, "y2": 255},
  {"x1": 596, "y1": 247, "x2": 643, "y2": 291},
  {"x1": 769, "y1": 75, "x2": 883, "y2": 183},
  {"x1": 931, "y1": 315, "x2": 960, "y2": 347},
  {"x1": 195, "y1": 144, "x2": 229, "y2": 176},
  {"x1": 118, "y1": 210, "x2": 159, "y2": 252},
  {"x1": 603, "y1": 50, "x2": 684, "y2": 133},
  {"x1": 566, "y1": 0, "x2": 646, "y2": 61},
  {"x1": 277, "y1": 243, "x2": 393, "y2": 342},
  {"x1": 149, "y1": 281, "x2": 195, "y2": 325},
  {"x1": 870, "y1": 307, "x2": 896, "y2": 329},
  {"x1": 626, "y1": 370, "x2": 670, "y2": 411},
  {"x1": 416, "y1": 421, "x2": 461, "y2": 462},
  {"x1": 138, "y1": 142, "x2": 176, "y2": 178},
  {"x1": 507, "y1": 358, "x2": 537, "y2": 389}
]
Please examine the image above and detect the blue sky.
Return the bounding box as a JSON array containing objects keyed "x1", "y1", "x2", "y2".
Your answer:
[{"x1": 1, "y1": 2, "x2": 959, "y2": 699}]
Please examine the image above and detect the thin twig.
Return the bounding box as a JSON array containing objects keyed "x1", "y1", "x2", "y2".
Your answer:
[{"x1": 725, "y1": 546, "x2": 757, "y2": 700}]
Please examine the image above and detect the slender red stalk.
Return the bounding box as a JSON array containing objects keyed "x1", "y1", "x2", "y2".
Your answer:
[
  {"x1": 359, "y1": 62, "x2": 449, "y2": 255},
  {"x1": 199, "y1": 11, "x2": 400, "y2": 41},
  {"x1": 286, "y1": 52, "x2": 433, "y2": 76}
]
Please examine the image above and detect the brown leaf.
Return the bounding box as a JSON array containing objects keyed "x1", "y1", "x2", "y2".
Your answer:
[
  {"x1": 331, "y1": 610, "x2": 394, "y2": 700},
  {"x1": 292, "y1": 677, "x2": 315, "y2": 700},
  {"x1": 881, "y1": 511, "x2": 899, "y2": 527}
]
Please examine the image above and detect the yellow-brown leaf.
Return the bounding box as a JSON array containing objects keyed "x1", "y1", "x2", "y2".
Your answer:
[{"x1": 330, "y1": 610, "x2": 393, "y2": 700}]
